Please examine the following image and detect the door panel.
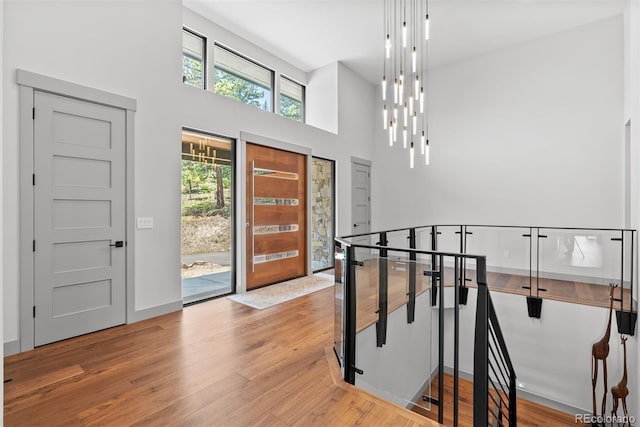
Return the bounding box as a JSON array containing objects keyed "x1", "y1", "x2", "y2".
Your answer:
[
  {"x1": 247, "y1": 143, "x2": 306, "y2": 290},
  {"x1": 253, "y1": 178, "x2": 299, "y2": 198},
  {"x1": 253, "y1": 205, "x2": 299, "y2": 225},
  {"x1": 34, "y1": 91, "x2": 126, "y2": 346}
]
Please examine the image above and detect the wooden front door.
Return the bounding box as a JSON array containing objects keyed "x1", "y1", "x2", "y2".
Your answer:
[{"x1": 246, "y1": 143, "x2": 307, "y2": 290}]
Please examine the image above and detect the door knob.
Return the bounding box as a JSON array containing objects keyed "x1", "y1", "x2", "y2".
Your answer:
[
  {"x1": 353, "y1": 224, "x2": 358, "y2": 227},
  {"x1": 109, "y1": 241, "x2": 124, "y2": 248}
]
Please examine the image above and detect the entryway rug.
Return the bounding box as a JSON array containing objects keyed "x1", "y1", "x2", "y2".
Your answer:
[{"x1": 227, "y1": 272, "x2": 334, "y2": 309}]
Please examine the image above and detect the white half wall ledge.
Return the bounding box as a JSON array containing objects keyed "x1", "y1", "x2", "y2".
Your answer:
[{"x1": 16, "y1": 69, "x2": 137, "y2": 111}]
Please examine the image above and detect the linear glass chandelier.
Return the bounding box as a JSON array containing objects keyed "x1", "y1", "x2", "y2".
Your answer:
[{"x1": 382, "y1": 0, "x2": 429, "y2": 168}]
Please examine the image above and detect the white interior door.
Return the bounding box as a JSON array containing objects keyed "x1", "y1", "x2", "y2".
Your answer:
[
  {"x1": 351, "y1": 161, "x2": 371, "y2": 234},
  {"x1": 34, "y1": 91, "x2": 126, "y2": 346}
]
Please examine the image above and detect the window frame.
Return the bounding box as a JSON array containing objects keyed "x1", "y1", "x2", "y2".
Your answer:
[
  {"x1": 182, "y1": 27, "x2": 207, "y2": 90},
  {"x1": 213, "y1": 42, "x2": 275, "y2": 112},
  {"x1": 279, "y1": 75, "x2": 305, "y2": 123}
]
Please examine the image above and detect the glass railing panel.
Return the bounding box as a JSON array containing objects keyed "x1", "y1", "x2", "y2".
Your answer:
[
  {"x1": 354, "y1": 246, "x2": 381, "y2": 332},
  {"x1": 386, "y1": 229, "x2": 411, "y2": 250},
  {"x1": 465, "y1": 226, "x2": 532, "y2": 292},
  {"x1": 538, "y1": 228, "x2": 621, "y2": 306},
  {"x1": 415, "y1": 226, "x2": 434, "y2": 251},
  {"x1": 622, "y1": 230, "x2": 635, "y2": 312},
  {"x1": 434, "y1": 225, "x2": 463, "y2": 253},
  {"x1": 353, "y1": 254, "x2": 436, "y2": 415}
]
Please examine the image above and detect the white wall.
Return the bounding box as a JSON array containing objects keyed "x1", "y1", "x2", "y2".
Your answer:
[
  {"x1": 2, "y1": 2, "x2": 377, "y2": 348},
  {"x1": 623, "y1": 0, "x2": 640, "y2": 418},
  {"x1": 372, "y1": 16, "x2": 624, "y2": 230},
  {"x1": 1, "y1": 0, "x2": 5, "y2": 418},
  {"x1": 306, "y1": 62, "x2": 338, "y2": 134},
  {"x1": 3, "y1": 0, "x2": 184, "y2": 345}
]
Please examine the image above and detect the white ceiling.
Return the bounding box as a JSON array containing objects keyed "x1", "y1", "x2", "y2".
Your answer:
[{"x1": 184, "y1": 0, "x2": 627, "y2": 84}]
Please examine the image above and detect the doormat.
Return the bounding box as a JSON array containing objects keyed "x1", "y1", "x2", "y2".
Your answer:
[{"x1": 227, "y1": 272, "x2": 334, "y2": 309}]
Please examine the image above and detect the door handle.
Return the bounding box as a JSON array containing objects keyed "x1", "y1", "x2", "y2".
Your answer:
[
  {"x1": 353, "y1": 224, "x2": 358, "y2": 227},
  {"x1": 251, "y1": 160, "x2": 255, "y2": 272},
  {"x1": 109, "y1": 241, "x2": 124, "y2": 248}
]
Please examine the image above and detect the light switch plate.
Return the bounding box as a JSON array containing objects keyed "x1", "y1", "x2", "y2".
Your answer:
[{"x1": 137, "y1": 217, "x2": 154, "y2": 229}]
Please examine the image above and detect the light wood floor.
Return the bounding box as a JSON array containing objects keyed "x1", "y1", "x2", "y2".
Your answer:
[
  {"x1": 5, "y1": 267, "x2": 621, "y2": 426},
  {"x1": 4, "y1": 287, "x2": 437, "y2": 427},
  {"x1": 412, "y1": 374, "x2": 578, "y2": 427}
]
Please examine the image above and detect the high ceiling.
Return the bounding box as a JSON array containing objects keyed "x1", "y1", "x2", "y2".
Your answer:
[{"x1": 184, "y1": 0, "x2": 627, "y2": 84}]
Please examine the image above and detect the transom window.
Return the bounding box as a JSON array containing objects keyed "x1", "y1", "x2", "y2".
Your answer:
[
  {"x1": 182, "y1": 28, "x2": 205, "y2": 89},
  {"x1": 214, "y1": 44, "x2": 273, "y2": 112},
  {"x1": 280, "y1": 76, "x2": 304, "y2": 122}
]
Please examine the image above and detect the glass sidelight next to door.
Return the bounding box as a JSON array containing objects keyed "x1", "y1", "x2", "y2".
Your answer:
[{"x1": 180, "y1": 129, "x2": 234, "y2": 304}]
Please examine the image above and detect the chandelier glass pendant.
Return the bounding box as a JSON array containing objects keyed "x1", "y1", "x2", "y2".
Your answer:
[{"x1": 382, "y1": 0, "x2": 429, "y2": 168}]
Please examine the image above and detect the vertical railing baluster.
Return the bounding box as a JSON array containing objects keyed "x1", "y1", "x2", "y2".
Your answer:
[
  {"x1": 620, "y1": 229, "x2": 625, "y2": 312},
  {"x1": 407, "y1": 228, "x2": 417, "y2": 323},
  {"x1": 453, "y1": 255, "x2": 460, "y2": 427},
  {"x1": 474, "y1": 257, "x2": 489, "y2": 426},
  {"x1": 431, "y1": 226, "x2": 438, "y2": 306},
  {"x1": 438, "y1": 253, "x2": 445, "y2": 425},
  {"x1": 344, "y1": 244, "x2": 357, "y2": 384},
  {"x1": 631, "y1": 231, "x2": 635, "y2": 314},
  {"x1": 376, "y1": 232, "x2": 388, "y2": 347}
]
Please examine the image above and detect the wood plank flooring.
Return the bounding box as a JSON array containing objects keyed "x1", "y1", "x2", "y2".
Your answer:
[
  {"x1": 4, "y1": 287, "x2": 437, "y2": 427},
  {"x1": 5, "y1": 265, "x2": 627, "y2": 426},
  {"x1": 353, "y1": 259, "x2": 634, "y2": 332},
  {"x1": 412, "y1": 374, "x2": 578, "y2": 427}
]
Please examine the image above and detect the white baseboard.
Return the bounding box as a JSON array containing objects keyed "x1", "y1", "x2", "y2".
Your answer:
[
  {"x1": 4, "y1": 340, "x2": 21, "y2": 357},
  {"x1": 129, "y1": 300, "x2": 183, "y2": 323}
]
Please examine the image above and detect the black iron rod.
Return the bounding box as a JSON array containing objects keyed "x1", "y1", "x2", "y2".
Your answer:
[
  {"x1": 488, "y1": 359, "x2": 509, "y2": 398},
  {"x1": 463, "y1": 226, "x2": 468, "y2": 288},
  {"x1": 438, "y1": 253, "x2": 445, "y2": 425},
  {"x1": 489, "y1": 325, "x2": 511, "y2": 386},
  {"x1": 408, "y1": 228, "x2": 417, "y2": 323},
  {"x1": 335, "y1": 241, "x2": 485, "y2": 260},
  {"x1": 631, "y1": 231, "x2": 635, "y2": 312},
  {"x1": 340, "y1": 223, "x2": 636, "y2": 241},
  {"x1": 488, "y1": 344, "x2": 510, "y2": 392},
  {"x1": 344, "y1": 244, "x2": 357, "y2": 384},
  {"x1": 473, "y1": 257, "x2": 489, "y2": 426},
  {"x1": 488, "y1": 405, "x2": 501, "y2": 425},
  {"x1": 376, "y1": 232, "x2": 388, "y2": 347},
  {"x1": 509, "y1": 376, "x2": 517, "y2": 426},
  {"x1": 536, "y1": 228, "x2": 540, "y2": 299},
  {"x1": 488, "y1": 296, "x2": 516, "y2": 376},
  {"x1": 431, "y1": 226, "x2": 438, "y2": 307},
  {"x1": 454, "y1": 255, "x2": 460, "y2": 427},
  {"x1": 487, "y1": 385, "x2": 502, "y2": 412},
  {"x1": 528, "y1": 227, "x2": 533, "y2": 296},
  {"x1": 620, "y1": 230, "x2": 625, "y2": 312}
]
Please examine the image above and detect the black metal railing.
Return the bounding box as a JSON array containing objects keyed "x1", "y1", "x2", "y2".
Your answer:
[
  {"x1": 334, "y1": 231, "x2": 512, "y2": 427},
  {"x1": 334, "y1": 222, "x2": 637, "y2": 426},
  {"x1": 339, "y1": 223, "x2": 637, "y2": 334},
  {"x1": 474, "y1": 258, "x2": 517, "y2": 427}
]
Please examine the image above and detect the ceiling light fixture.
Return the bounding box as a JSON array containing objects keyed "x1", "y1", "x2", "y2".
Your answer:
[{"x1": 382, "y1": 0, "x2": 429, "y2": 167}]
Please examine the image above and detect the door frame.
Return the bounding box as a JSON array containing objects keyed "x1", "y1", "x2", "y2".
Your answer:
[
  {"x1": 17, "y1": 70, "x2": 137, "y2": 352},
  {"x1": 238, "y1": 132, "x2": 312, "y2": 293}
]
